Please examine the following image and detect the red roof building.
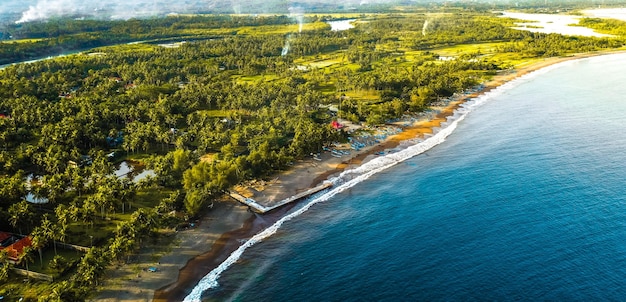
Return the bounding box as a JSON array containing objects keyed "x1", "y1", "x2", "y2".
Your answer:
[
  {"x1": 331, "y1": 120, "x2": 343, "y2": 129},
  {"x1": 0, "y1": 233, "x2": 33, "y2": 262}
]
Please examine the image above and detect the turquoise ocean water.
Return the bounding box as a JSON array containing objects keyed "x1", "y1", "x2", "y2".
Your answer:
[{"x1": 188, "y1": 53, "x2": 626, "y2": 301}]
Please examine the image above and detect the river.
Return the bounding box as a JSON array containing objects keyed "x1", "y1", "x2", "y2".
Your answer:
[{"x1": 499, "y1": 11, "x2": 612, "y2": 37}]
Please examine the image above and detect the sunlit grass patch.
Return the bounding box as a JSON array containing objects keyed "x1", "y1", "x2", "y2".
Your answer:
[
  {"x1": 1, "y1": 38, "x2": 46, "y2": 44},
  {"x1": 177, "y1": 28, "x2": 238, "y2": 36},
  {"x1": 317, "y1": 83, "x2": 337, "y2": 94},
  {"x1": 432, "y1": 42, "x2": 505, "y2": 57},
  {"x1": 200, "y1": 153, "x2": 217, "y2": 163},
  {"x1": 490, "y1": 52, "x2": 540, "y2": 67},
  {"x1": 197, "y1": 109, "x2": 230, "y2": 117},
  {"x1": 233, "y1": 74, "x2": 279, "y2": 83},
  {"x1": 305, "y1": 58, "x2": 343, "y2": 68},
  {"x1": 295, "y1": 51, "x2": 347, "y2": 70},
  {"x1": 93, "y1": 43, "x2": 158, "y2": 53},
  {"x1": 236, "y1": 21, "x2": 330, "y2": 35},
  {"x1": 345, "y1": 89, "x2": 380, "y2": 101}
]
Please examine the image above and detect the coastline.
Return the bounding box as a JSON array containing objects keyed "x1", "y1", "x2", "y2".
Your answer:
[
  {"x1": 243, "y1": 49, "x2": 626, "y2": 201},
  {"x1": 94, "y1": 200, "x2": 254, "y2": 302},
  {"x1": 92, "y1": 50, "x2": 625, "y2": 302}
]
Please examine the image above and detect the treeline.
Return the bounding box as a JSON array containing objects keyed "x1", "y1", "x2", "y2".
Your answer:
[
  {"x1": 0, "y1": 14, "x2": 324, "y2": 65},
  {"x1": 496, "y1": 33, "x2": 623, "y2": 57},
  {"x1": 1, "y1": 10, "x2": 626, "y2": 299},
  {"x1": 5, "y1": 15, "x2": 320, "y2": 39},
  {"x1": 579, "y1": 17, "x2": 626, "y2": 37},
  {"x1": 1, "y1": 12, "x2": 624, "y2": 214}
]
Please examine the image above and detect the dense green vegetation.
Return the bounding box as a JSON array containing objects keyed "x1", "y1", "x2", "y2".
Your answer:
[
  {"x1": 579, "y1": 17, "x2": 626, "y2": 36},
  {"x1": 0, "y1": 15, "x2": 333, "y2": 65},
  {"x1": 1, "y1": 7, "x2": 625, "y2": 300}
]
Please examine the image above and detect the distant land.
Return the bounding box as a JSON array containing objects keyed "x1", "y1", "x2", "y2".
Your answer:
[
  {"x1": 2, "y1": 0, "x2": 408, "y2": 25},
  {"x1": 3, "y1": 0, "x2": 626, "y2": 25},
  {"x1": 2, "y1": 1, "x2": 626, "y2": 301}
]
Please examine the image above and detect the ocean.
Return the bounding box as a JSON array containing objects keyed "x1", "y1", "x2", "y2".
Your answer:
[{"x1": 188, "y1": 53, "x2": 626, "y2": 301}]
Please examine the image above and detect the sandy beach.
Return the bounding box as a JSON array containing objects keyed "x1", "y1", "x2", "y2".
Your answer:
[
  {"x1": 91, "y1": 50, "x2": 625, "y2": 302},
  {"x1": 94, "y1": 200, "x2": 253, "y2": 302},
  {"x1": 232, "y1": 52, "x2": 621, "y2": 206}
]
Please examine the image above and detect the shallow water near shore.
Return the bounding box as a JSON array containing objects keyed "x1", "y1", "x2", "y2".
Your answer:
[{"x1": 188, "y1": 53, "x2": 626, "y2": 301}]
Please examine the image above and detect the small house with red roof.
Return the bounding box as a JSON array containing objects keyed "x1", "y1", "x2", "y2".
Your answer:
[
  {"x1": 0, "y1": 232, "x2": 33, "y2": 263},
  {"x1": 331, "y1": 120, "x2": 343, "y2": 129}
]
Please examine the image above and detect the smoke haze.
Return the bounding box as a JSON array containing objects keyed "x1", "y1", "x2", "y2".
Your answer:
[
  {"x1": 6, "y1": 0, "x2": 616, "y2": 24},
  {"x1": 14, "y1": 0, "x2": 217, "y2": 23},
  {"x1": 0, "y1": 0, "x2": 412, "y2": 24}
]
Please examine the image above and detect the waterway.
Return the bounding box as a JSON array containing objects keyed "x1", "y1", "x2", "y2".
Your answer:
[
  {"x1": 499, "y1": 11, "x2": 612, "y2": 37},
  {"x1": 327, "y1": 19, "x2": 356, "y2": 31},
  {"x1": 0, "y1": 50, "x2": 82, "y2": 70},
  {"x1": 584, "y1": 7, "x2": 626, "y2": 21}
]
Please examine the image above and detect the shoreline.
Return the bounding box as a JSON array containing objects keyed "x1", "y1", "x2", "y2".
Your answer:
[
  {"x1": 307, "y1": 50, "x2": 625, "y2": 190},
  {"x1": 94, "y1": 200, "x2": 254, "y2": 302},
  {"x1": 92, "y1": 50, "x2": 625, "y2": 302}
]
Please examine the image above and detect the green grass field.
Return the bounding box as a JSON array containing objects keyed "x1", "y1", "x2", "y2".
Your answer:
[
  {"x1": 1, "y1": 38, "x2": 46, "y2": 44},
  {"x1": 432, "y1": 42, "x2": 505, "y2": 57}
]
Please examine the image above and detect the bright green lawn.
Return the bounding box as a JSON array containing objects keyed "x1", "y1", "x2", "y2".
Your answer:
[
  {"x1": 431, "y1": 42, "x2": 505, "y2": 57},
  {"x1": 1, "y1": 38, "x2": 46, "y2": 44}
]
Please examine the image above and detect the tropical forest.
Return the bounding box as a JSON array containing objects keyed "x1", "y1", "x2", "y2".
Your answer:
[{"x1": 1, "y1": 1, "x2": 626, "y2": 300}]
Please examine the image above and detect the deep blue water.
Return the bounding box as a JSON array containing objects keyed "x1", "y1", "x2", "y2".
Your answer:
[{"x1": 195, "y1": 53, "x2": 626, "y2": 301}]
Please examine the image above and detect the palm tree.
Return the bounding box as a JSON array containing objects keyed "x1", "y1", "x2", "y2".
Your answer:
[
  {"x1": 8, "y1": 200, "x2": 33, "y2": 235},
  {"x1": 0, "y1": 250, "x2": 11, "y2": 283},
  {"x1": 30, "y1": 227, "x2": 48, "y2": 266},
  {"x1": 69, "y1": 167, "x2": 85, "y2": 196},
  {"x1": 8, "y1": 203, "x2": 21, "y2": 235},
  {"x1": 40, "y1": 214, "x2": 58, "y2": 255},
  {"x1": 68, "y1": 202, "x2": 81, "y2": 223},
  {"x1": 55, "y1": 204, "x2": 69, "y2": 241},
  {"x1": 118, "y1": 179, "x2": 136, "y2": 214},
  {"x1": 19, "y1": 246, "x2": 34, "y2": 280},
  {"x1": 42, "y1": 173, "x2": 66, "y2": 204},
  {"x1": 108, "y1": 236, "x2": 136, "y2": 263},
  {"x1": 44, "y1": 280, "x2": 76, "y2": 302},
  {"x1": 0, "y1": 171, "x2": 25, "y2": 201},
  {"x1": 88, "y1": 192, "x2": 108, "y2": 219},
  {"x1": 81, "y1": 200, "x2": 96, "y2": 229},
  {"x1": 74, "y1": 248, "x2": 107, "y2": 286}
]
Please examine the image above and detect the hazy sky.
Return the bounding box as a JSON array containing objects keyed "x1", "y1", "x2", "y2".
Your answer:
[
  {"x1": 3, "y1": 0, "x2": 626, "y2": 24},
  {"x1": 0, "y1": 0, "x2": 413, "y2": 24}
]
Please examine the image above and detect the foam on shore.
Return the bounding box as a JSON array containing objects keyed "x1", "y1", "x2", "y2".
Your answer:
[{"x1": 183, "y1": 58, "x2": 577, "y2": 302}]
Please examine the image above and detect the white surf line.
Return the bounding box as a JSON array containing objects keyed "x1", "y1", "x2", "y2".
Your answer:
[
  {"x1": 184, "y1": 110, "x2": 468, "y2": 302},
  {"x1": 183, "y1": 58, "x2": 576, "y2": 302}
]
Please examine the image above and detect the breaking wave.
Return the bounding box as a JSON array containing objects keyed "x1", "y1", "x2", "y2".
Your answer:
[{"x1": 183, "y1": 60, "x2": 573, "y2": 301}]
